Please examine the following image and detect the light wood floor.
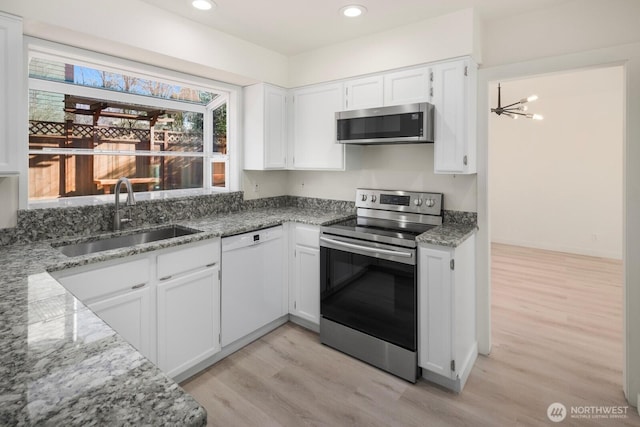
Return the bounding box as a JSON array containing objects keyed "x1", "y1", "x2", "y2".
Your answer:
[{"x1": 182, "y1": 243, "x2": 638, "y2": 426}]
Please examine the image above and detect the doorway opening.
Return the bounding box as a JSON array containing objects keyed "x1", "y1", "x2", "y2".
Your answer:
[{"x1": 488, "y1": 65, "x2": 627, "y2": 417}]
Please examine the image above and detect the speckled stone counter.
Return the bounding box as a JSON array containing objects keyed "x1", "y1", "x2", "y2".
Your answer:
[
  {"x1": 0, "y1": 200, "x2": 476, "y2": 425},
  {"x1": 0, "y1": 206, "x2": 354, "y2": 426},
  {"x1": 415, "y1": 223, "x2": 478, "y2": 247}
]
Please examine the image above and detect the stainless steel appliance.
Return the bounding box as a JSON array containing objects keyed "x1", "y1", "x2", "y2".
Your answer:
[
  {"x1": 320, "y1": 188, "x2": 443, "y2": 382},
  {"x1": 336, "y1": 102, "x2": 435, "y2": 144}
]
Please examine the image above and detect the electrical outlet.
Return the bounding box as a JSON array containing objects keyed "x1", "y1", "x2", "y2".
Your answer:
[
  {"x1": 253, "y1": 183, "x2": 259, "y2": 193},
  {"x1": 301, "y1": 180, "x2": 305, "y2": 188}
]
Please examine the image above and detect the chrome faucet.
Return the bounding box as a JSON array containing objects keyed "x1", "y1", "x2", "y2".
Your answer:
[{"x1": 113, "y1": 177, "x2": 136, "y2": 231}]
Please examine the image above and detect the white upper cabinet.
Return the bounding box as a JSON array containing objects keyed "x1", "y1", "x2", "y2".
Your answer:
[
  {"x1": 344, "y1": 75, "x2": 383, "y2": 110},
  {"x1": 0, "y1": 13, "x2": 23, "y2": 174},
  {"x1": 244, "y1": 83, "x2": 288, "y2": 170},
  {"x1": 431, "y1": 58, "x2": 477, "y2": 174},
  {"x1": 383, "y1": 67, "x2": 431, "y2": 106},
  {"x1": 291, "y1": 82, "x2": 345, "y2": 170}
]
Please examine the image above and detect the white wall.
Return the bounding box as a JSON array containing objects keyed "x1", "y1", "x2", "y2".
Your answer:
[
  {"x1": 476, "y1": 5, "x2": 640, "y2": 407},
  {"x1": 0, "y1": 176, "x2": 18, "y2": 228},
  {"x1": 0, "y1": 0, "x2": 289, "y2": 87},
  {"x1": 482, "y1": 0, "x2": 640, "y2": 68},
  {"x1": 286, "y1": 145, "x2": 476, "y2": 212},
  {"x1": 289, "y1": 8, "x2": 479, "y2": 87},
  {"x1": 242, "y1": 170, "x2": 289, "y2": 200},
  {"x1": 489, "y1": 67, "x2": 623, "y2": 259}
]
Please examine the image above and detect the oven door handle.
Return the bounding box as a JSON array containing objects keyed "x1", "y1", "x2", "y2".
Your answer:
[{"x1": 320, "y1": 236, "x2": 413, "y2": 258}]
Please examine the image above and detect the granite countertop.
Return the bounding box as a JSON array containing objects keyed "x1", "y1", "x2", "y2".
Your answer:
[
  {"x1": 0, "y1": 205, "x2": 474, "y2": 425},
  {"x1": 0, "y1": 206, "x2": 354, "y2": 426},
  {"x1": 416, "y1": 222, "x2": 478, "y2": 247}
]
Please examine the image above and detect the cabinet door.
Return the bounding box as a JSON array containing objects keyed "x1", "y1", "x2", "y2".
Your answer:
[
  {"x1": 383, "y1": 67, "x2": 430, "y2": 106},
  {"x1": 89, "y1": 286, "x2": 152, "y2": 361},
  {"x1": 264, "y1": 85, "x2": 288, "y2": 169},
  {"x1": 345, "y1": 76, "x2": 383, "y2": 110},
  {"x1": 157, "y1": 267, "x2": 220, "y2": 378},
  {"x1": 292, "y1": 245, "x2": 320, "y2": 325},
  {"x1": 432, "y1": 59, "x2": 476, "y2": 174},
  {"x1": 418, "y1": 246, "x2": 454, "y2": 379},
  {"x1": 291, "y1": 83, "x2": 345, "y2": 170},
  {"x1": 0, "y1": 13, "x2": 22, "y2": 173}
]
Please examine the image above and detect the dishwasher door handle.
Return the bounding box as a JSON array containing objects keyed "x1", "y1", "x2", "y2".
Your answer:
[{"x1": 320, "y1": 236, "x2": 413, "y2": 258}]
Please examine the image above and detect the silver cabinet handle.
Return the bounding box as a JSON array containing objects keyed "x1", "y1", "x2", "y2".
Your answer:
[
  {"x1": 131, "y1": 283, "x2": 146, "y2": 290},
  {"x1": 159, "y1": 275, "x2": 172, "y2": 281},
  {"x1": 320, "y1": 236, "x2": 412, "y2": 258},
  {"x1": 206, "y1": 262, "x2": 217, "y2": 268}
]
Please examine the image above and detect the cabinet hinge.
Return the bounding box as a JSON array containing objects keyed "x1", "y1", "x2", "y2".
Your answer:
[
  {"x1": 429, "y1": 71, "x2": 434, "y2": 82},
  {"x1": 451, "y1": 360, "x2": 456, "y2": 372},
  {"x1": 464, "y1": 66, "x2": 468, "y2": 76},
  {"x1": 463, "y1": 155, "x2": 468, "y2": 166},
  {"x1": 450, "y1": 259, "x2": 455, "y2": 270},
  {"x1": 429, "y1": 87, "x2": 433, "y2": 97}
]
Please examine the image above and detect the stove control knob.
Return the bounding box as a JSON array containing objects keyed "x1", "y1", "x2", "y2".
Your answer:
[
  {"x1": 414, "y1": 199, "x2": 423, "y2": 207},
  {"x1": 371, "y1": 195, "x2": 377, "y2": 203},
  {"x1": 361, "y1": 194, "x2": 368, "y2": 202},
  {"x1": 425, "y1": 198, "x2": 435, "y2": 208}
]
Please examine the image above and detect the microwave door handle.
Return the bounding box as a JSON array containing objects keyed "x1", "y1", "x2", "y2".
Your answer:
[{"x1": 319, "y1": 236, "x2": 413, "y2": 258}]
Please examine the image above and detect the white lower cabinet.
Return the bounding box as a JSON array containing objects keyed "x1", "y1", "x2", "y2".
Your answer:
[
  {"x1": 53, "y1": 237, "x2": 221, "y2": 379},
  {"x1": 157, "y1": 267, "x2": 220, "y2": 378},
  {"x1": 88, "y1": 286, "x2": 152, "y2": 360},
  {"x1": 418, "y1": 234, "x2": 477, "y2": 392},
  {"x1": 289, "y1": 223, "x2": 321, "y2": 326}
]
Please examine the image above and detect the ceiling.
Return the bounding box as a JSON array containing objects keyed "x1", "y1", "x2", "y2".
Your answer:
[{"x1": 140, "y1": 0, "x2": 567, "y2": 56}]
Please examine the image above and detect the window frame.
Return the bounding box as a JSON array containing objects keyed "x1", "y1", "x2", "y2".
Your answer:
[{"x1": 24, "y1": 37, "x2": 240, "y2": 208}]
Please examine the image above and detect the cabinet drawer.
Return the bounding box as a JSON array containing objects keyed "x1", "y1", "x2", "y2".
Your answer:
[
  {"x1": 295, "y1": 224, "x2": 320, "y2": 248},
  {"x1": 58, "y1": 258, "x2": 150, "y2": 302},
  {"x1": 157, "y1": 239, "x2": 220, "y2": 280}
]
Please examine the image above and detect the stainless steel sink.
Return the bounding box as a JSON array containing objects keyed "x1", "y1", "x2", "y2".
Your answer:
[{"x1": 57, "y1": 225, "x2": 201, "y2": 257}]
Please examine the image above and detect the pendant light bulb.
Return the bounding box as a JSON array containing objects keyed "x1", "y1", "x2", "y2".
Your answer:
[{"x1": 532, "y1": 114, "x2": 544, "y2": 120}]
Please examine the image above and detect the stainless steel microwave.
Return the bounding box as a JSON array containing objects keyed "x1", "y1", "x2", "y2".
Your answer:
[{"x1": 336, "y1": 102, "x2": 434, "y2": 145}]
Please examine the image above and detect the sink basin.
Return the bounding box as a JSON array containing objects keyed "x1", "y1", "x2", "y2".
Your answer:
[{"x1": 57, "y1": 225, "x2": 201, "y2": 257}]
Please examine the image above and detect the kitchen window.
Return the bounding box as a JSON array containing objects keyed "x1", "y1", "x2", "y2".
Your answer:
[{"x1": 27, "y1": 43, "x2": 233, "y2": 205}]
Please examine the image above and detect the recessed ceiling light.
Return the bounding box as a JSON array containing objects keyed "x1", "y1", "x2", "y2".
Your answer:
[
  {"x1": 192, "y1": 0, "x2": 215, "y2": 11},
  {"x1": 340, "y1": 5, "x2": 367, "y2": 18}
]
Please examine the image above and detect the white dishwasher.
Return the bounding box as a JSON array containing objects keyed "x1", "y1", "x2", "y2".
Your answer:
[{"x1": 221, "y1": 225, "x2": 285, "y2": 347}]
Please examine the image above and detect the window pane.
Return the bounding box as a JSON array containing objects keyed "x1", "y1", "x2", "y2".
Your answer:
[
  {"x1": 212, "y1": 162, "x2": 226, "y2": 188},
  {"x1": 29, "y1": 154, "x2": 203, "y2": 199},
  {"x1": 29, "y1": 89, "x2": 204, "y2": 153},
  {"x1": 213, "y1": 103, "x2": 227, "y2": 154},
  {"x1": 29, "y1": 57, "x2": 219, "y2": 105}
]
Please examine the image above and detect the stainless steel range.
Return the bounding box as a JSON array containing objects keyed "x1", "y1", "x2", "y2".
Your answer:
[{"x1": 319, "y1": 188, "x2": 443, "y2": 382}]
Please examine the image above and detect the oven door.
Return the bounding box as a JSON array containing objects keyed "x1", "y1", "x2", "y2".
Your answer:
[{"x1": 320, "y1": 235, "x2": 416, "y2": 351}]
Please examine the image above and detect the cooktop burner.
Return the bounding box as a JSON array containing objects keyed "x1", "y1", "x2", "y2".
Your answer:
[{"x1": 321, "y1": 188, "x2": 443, "y2": 248}]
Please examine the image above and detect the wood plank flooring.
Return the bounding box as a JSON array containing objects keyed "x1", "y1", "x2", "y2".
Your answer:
[{"x1": 182, "y1": 243, "x2": 639, "y2": 426}]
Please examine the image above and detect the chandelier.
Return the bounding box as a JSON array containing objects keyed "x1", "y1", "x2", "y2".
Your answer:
[{"x1": 491, "y1": 83, "x2": 543, "y2": 120}]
